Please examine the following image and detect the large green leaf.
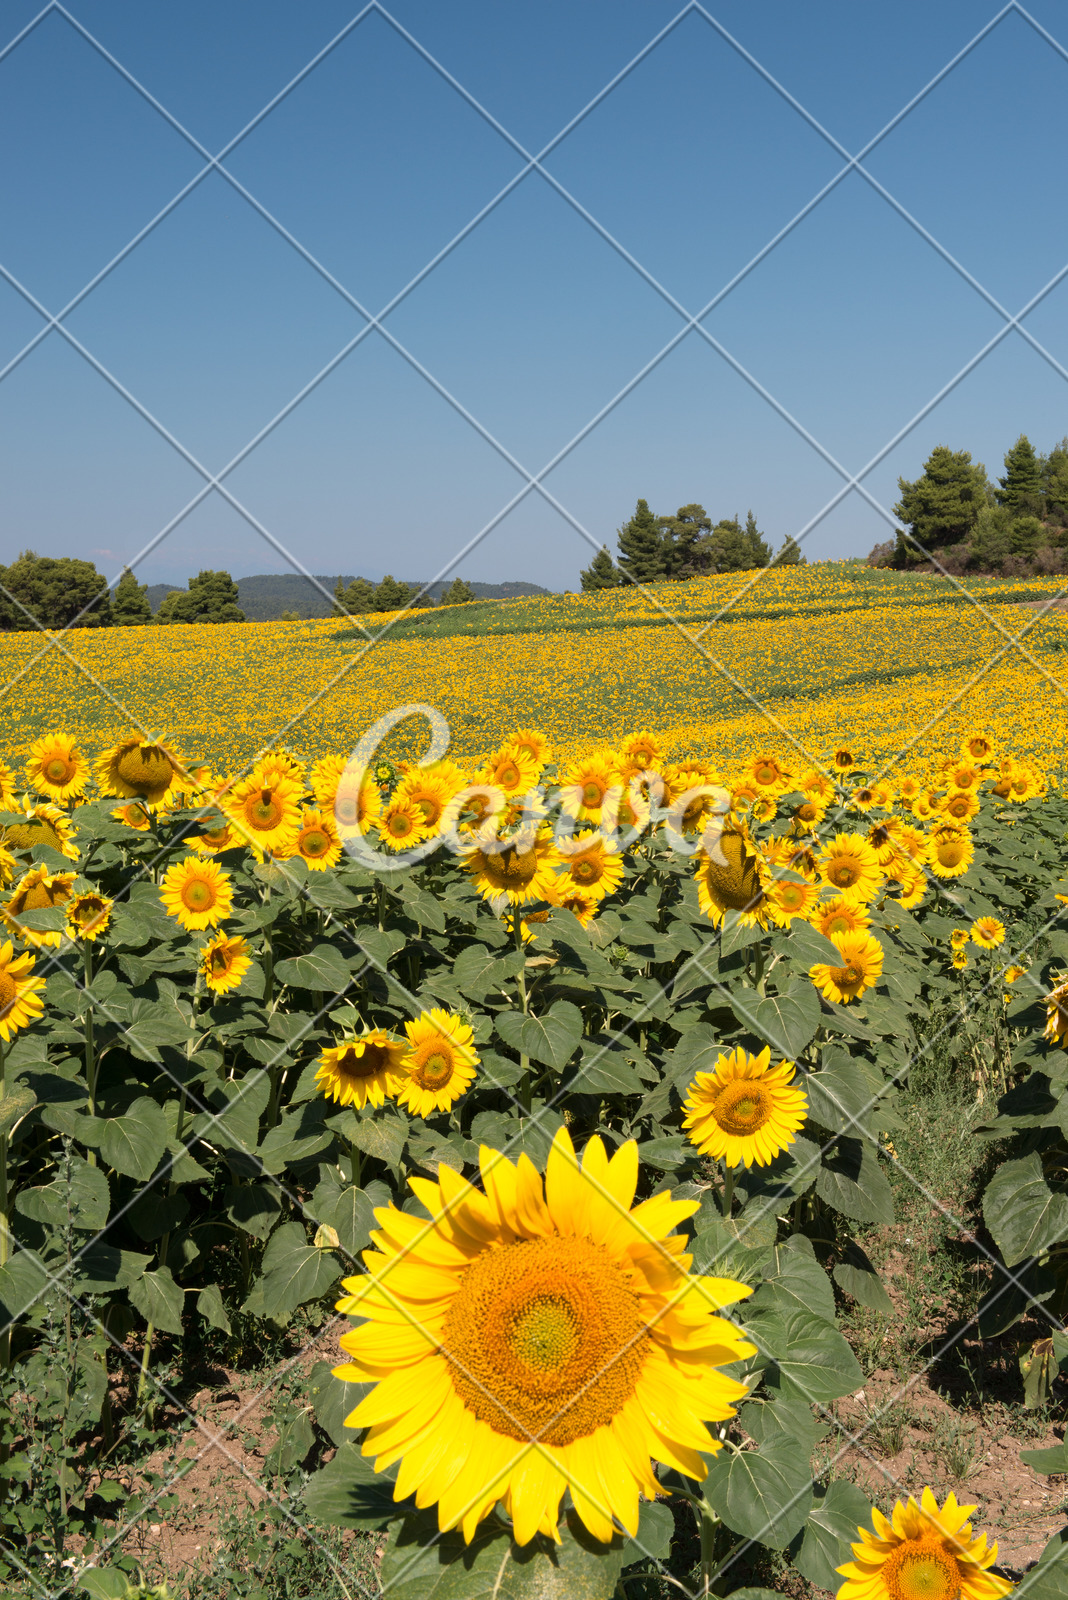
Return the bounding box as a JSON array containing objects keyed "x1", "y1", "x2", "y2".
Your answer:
[
  {"x1": 815, "y1": 1137, "x2": 894, "y2": 1225},
  {"x1": 750, "y1": 1235, "x2": 836, "y2": 1325},
  {"x1": 791, "y1": 1479, "x2": 872, "y2": 1592},
  {"x1": 453, "y1": 945, "x2": 525, "y2": 1001},
  {"x1": 380, "y1": 1508, "x2": 625, "y2": 1598},
  {"x1": 224, "y1": 1182, "x2": 283, "y2": 1241},
  {"x1": 254, "y1": 1221, "x2": 340, "y2": 1321},
  {"x1": 804, "y1": 1052, "x2": 888, "y2": 1138},
  {"x1": 129, "y1": 1266, "x2": 186, "y2": 1336},
  {"x1": 307, "y1": 1360, "x2": 370, "y2": 1449},
  {"x1": 1021, "y1": 1527, "x2": 1068, "y2": 1600},
  {"x1": 983, "y1": 1153, "x2": 1068, "y2": 1267},
  {"x1": 100, "y1": 1097, "x2": 169, "y2": 1181},
  {"x1": 0, "y1": 1083, "x2": 36, "y2": 1137},
  {"x1": 197, "y1": 1282, "x2": 232, "y2": 1334},
  {"x1": 496, "y1": 1002, "x2": 583, "y2": 1070},
  {"x1": 571, "y1": 1048, "x2": 644, "y2": 1095},
  {"x1": 303, "y1": 1439, "x2": 409, "y2": 1529},
  {"x1": 343, "y1": 1110, "x2": 408, "y2": 1169},
  {"x1": 751, "y1": 1309, "x2": 865, "y2": 1402},
  {"x1": 311, "y1": 1179, "x2": 376, "y2": 1261},
  {"x1": 741, "y1": 983, "x2": 821, "y2": 1058},
  {"x1": 16, "y1": 1156, "x2": 110, "y2": 1233},
  {"x1": 274, "y1": 944, "x2": 355, "y2": 993},
  {"x1": 703, "y1": 1434, "x2": 814, "y2": 1548},
  {"x1": 192, "y1": 1071, "x2": 270, "y2": 1155},
  {"x1": 833, "y1": 1241, "x2": 893, "y2": 1313},
  {"x1": 621, "y1": 1499, "x2": 674, "y2": 1565},
  {"x1": 738, "y1": 1395, "x2": 826, "y2": 1457}
]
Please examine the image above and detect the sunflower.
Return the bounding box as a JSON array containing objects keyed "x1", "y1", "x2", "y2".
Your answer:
[
  {"x1": 747, "y1": 752, "x2": 792, "y2": 793},
  {"x1": 942, "y1": 761, "x2": 984, "y2": 794},
  {"x1": 24, "y1": 732, "x2": 89, "y2": 802},
  {"x1": 332, "y1": 1126, "x2": 755, "y2": 1545},
  {"x1": 619, "y1": 729, "x2": 661, "y2": 775},
  {"x1": 159, "y1": 858, "x2": 233, "y2": 931},
  {"x1": 189, "y1": 817, "x2": 240, "y2": 855},
  {"x1": 1007, "y1": 766, "x2": 1040, "y2": 802},
  {"x1": 870, "y1": 781, "x2": 894, "y2": 809},
  {"x1": 95, "y1": 733, "x2": 179, "y2": 803},
  {"x1": 950, "y1": 928, "x2": 969, "y2": 950},
  {"x1": 309, "y1": 752, "x2": 348, "y2": 809},
  {"x1": 970, "y1": 917, "x2": 1005, "y2": 950},
  {"x1": 832, "y1": 749, "x2": 857, "y2": 773},
  {"x1": 749, "y1": 796, "x2": 777, "y2": 824},
  {"x1": 800, "y1": 769, "x2": 834, "y2": 803},
  {"x1": 926, "y1": 825, "x2": 974, "y2": 879},
  {"x1": 294, "y1": 807, "x2": 342, "y2": 870},
  {"x1": 952, "y1": 951, "x2": 969, "y2": 971},
  {"x1": 111, "y1": 800, "x2": 153, "y2": 832},
  {"x1": 886, "y1": 864, "x2": 927, "y2": 910},
  {"x1": 222, "y1": 769, "x2": 302, "y2": 858},
  {"x1": 0, "y1": 846, "x2": 15, "y2": 888},
  {"x1": 555, "y1": 832, "x2": 624, "y2": 902},
  {"x1": 791, "y1": 798, "x2": 827, "y2": 833},
  {"x1": 558, "y1": 753, "x2": 620, "y2": 822},
  {"x1": 0, "y1": 762, "x2": 16, "y2": 810},
  {"x1": 199, "y1": 932, "x2": 252, "y2": 996},
  {"x1": 850, "y1": 786, "x2": 877, "y2": 812},
  {"x1": 479, "y1": 745, "x2": 542, "y2": 801},
  {"x1": 694, "y1": 828, "x2": 767, "y2": 928},
  {"x1": 1045, "y1": 976, "x2": 1068, "y2": 1048},
  {"x1": 961, "y1": 732, "x2": 997, "y2": 763},
  {"x1": 3, "y1": 801, "x2": 80, "y2": 860},
  {"x1": 465, "y1": 828, "x2": 558, "y2": 913},
  {"x1": 897, "y1": 776, "x2": 922, "y2": 805},
  {"x1": 3, "y1": 868, "x2": 77, "y2": 947},
  {"x1": 729, "y1": 781, "x2": 761, "y2": 816},
  {"x1": 811, "y1": 895, "x2": 872, "y2": 939},
  {"x1": 551, "y1": 886, "x2": 599, "y2": 928},
  {"x1": 836, "y1": 1486, "x2": 1012, "y2": 1600},
  {"x1": 256, "y1": 748, "x2": 307, "y2": 791},
  {"x1": 396, "y1": 762, "x2": 465, "y2": 832},
  {"x1": 912, "y1": 796, "x2": 937, "y2": 821},
  {"x1": 65, "y1": 891, "x2": 112, "y2": 941},
  {"x1": 333, "y1": 768, "x2": 382, "y2": 837},
  {"x1": 810, "y1": 929, "x2": 884, "y2": 1004},
  {"x1": 942, "y1": 789, "x2": 980, "y2": 823},
  {"x1": 1003, "y1": 963, "x2": 1027, "y2": 986},
  {"x1": 818, "y1": 833, "x2": 883, "y2": 902},
  {"x1": 682, "y1": 1046, "x2": 808, "y2": 1168},
  {"x1": 510, "y1": 727, "x2": 551, "y2": 766},
  {"x1": 315, "y1": 1030, "x2": 408, "y2": 1109},
  {"x1": 602, "y1": 781, "x2": 651, "y2": 838},
  {"x1": 396, "y1": 1009, "x2": 479, "y2": 1116},
  {"x1": 0, "y1": 940, "x2": 46, "y2": 1041},
  {"x1": 378, "y1": 795, "x2": 431, "y2": 853},
  {"x1": 766, "y1": 877, "x2": 821, "y2": 928}
]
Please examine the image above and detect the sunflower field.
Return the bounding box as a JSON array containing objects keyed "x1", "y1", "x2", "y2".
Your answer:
[{"x1": 2, "y1": 721, "x2": 1068, "y2": 1600}]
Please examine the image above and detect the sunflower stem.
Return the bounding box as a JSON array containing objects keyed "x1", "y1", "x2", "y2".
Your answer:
[
  {"x1": 84, "y1": 941, "x2": 97, "y2": 1167},
  {"x1": 350, "y1": 1141, "x2": 362, "y2": 1188},
  {"x1": 0, "y1": 1039, "x2": 9, "y2": 1369},
  {"x1": 513, "y1": 921, "x2": 532, "y2": 1111},
  {"x1": 720, "y1": 1163, "x2": 734, "y2": 1219},
  {"x1": 699, "y1": 1498, "x2": 722, "y2": 1595}
]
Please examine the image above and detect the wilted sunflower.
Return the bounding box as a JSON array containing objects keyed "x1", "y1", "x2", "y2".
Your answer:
[
  {"x1": 835, "y1": 1486, "x2": 1012, "y2": 1600},
  {"x1": 558, "y1": 753, "x2": 619, "y2": 821},
  {"x1": 315, "y1": 1030, "x2": 407, "y2": 1109},
  {"x1": 199, "y1": 932, "x2": 252, "y2": 996},
  {"x1": 766, "y1": 877, "x2": 820, "y2": 927},
  {"x1": 693, "y1": 827, "x2": 767, "y2": 927},
  {"x1": 0, "y1": 940, "x2": 45, "y2": 1041},
  {"x1": 555, "y1": 831, "x2": 624, "y2": 902},
  {"x1": 682, "y1": 1046, "x2": 807, "y2": 1167},
  {"x1": 818, "y1": 833, "x2": 883, "y2": 902},
  {"x1": 333, "y1": 1127, "x2": 755, "y2": 1545},
  {"x1": 111, "y1": 800, "x2": 153, "y2": 832},
  {"x1": 1044, "y1": 975, "x2": 1068, "y2": 1047},
  {"x1": 294, "y1": 807, "x2": 342, "y2": 870},
  {"x1": 396, "y1": 1009, "x2": 479, "y2": 1116},
  {"x1": 3, "y1": 868, "x2": 77, "y2": 947},
  {"x1": 3, "y1": 801, "x2": 79, "y2": 860},
  {"x1": 377, "y1": 795, "x2": 431, "y2": 852},
  {"x1": 159, "y1": 858, "x2": 233, "y2": 931},
  {"x1": 95, "y1": 733, "x2": 179, "y2": 803},
  {"x1": 970, "y1": 917, "x2": 1005, "y2": 949},
  {"x1": 24, "y1": 732, "x2": 89, "y2": 802},
  {"x1": 465, "y1": 828, "x2": 558, "y2": 913},
  {"x1": 811, "y1": 895, "x2": 872, "y2": 939},
  {"x1": 926, "y1": 825, "x2": 974, "y2": 879},
  {"x1": 810, "y1": 929, "x2": 884, "y2": 1003},
  {"x1": 66, "y1": 892, "x2": 112, "y2": 941},
  {"x1": 223, "y1": 770, "x2": 302, "y2": 858}
]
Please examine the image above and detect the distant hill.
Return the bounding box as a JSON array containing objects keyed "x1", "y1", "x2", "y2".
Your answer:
[{"x1": 142, "y1": 574, "x2": 551, "y2": 621}]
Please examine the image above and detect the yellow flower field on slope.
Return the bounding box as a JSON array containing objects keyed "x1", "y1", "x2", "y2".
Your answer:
[{"x1": 1, "y1": 563, "x2": 1066, "y2": 773}]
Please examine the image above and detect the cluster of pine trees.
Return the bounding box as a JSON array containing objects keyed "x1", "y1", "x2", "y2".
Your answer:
[
  {"x1": 878, "y1": 434, "x2": 1068, "y2": 575},
  {"x1": 332, "y1": 575, "x2": 475, "y2": 614},
  {"x1": 0, "y1": 554, "x2": 245, "y2": 630},
  {"x1": 579, "y1": 500, "x2": 804, "y2": 590}
]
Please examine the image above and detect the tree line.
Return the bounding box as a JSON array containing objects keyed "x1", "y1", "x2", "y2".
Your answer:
[
  {"x1": 875, "y1": 433, "x2": 1068, "y2": 575},
  {"x1": 579, "y1": 500, "x2": 804, "y2": 590},
  {"x1": 332, "y1": 575, "x2": 475, "y2": 613},
  {"x1": 0, "y1": 554, "x2": 247, "y2": 630}
]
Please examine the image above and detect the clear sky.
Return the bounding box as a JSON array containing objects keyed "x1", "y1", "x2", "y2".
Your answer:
[{"x1": 1, "y1": 0, "x2": 1067, "y2": 592}]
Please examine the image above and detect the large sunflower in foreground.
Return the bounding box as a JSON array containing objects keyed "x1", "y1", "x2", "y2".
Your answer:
[
  {"x1": 396, "y1": 1009, "x2": 479, "y2": 1116},
  {"x1": 1045, "y1": 975, "x2": 1068, "y2": 1048},
  {"x1": 0, "y1": 941, "x2": 45, "y2": 1040},
  {"x1": 3, "y1": 868, "x2": 77, "y2": 947},
  {"x1": 810, "y1": 929, "x2": 884, "y2": 1004},
  {"x1": 682, "y1": 1047, "x2": 808, "y2": 1167},
  {"x1": 95, "y1": 733, "x2": 180, "y2": 804},
  {"x1": 315, "y1": 1030, "x2": 408, "y2": 1109},
  {"x1": 693, "y1": 828, "x2": 767, "y2": 927},
  {"x1": 465, "y1": 828, "x2": 558, "y2": 913},
  {"x1": 159, "y1": 858, "x2": 233, "y2": 931},
  {"x1": 554, "y1": 831, "x2": 624, "y2": 902},
  {"x1": 3, "y1": 801, "x2": 80, "y2": 860},
  {"x1": 333, "y1": 1127, "x2": 755, "y2": 1546},
  {"x1": 926, "y1": 824, "x2": 974, "y2": 879},
  {"x1": 836, "y1": 1486, "x2": 1012, "y2": 1600},
  {"x1": 294, "y1": 807, "x2": 342, "y2": 870},
  {"x1": 222, "y1": 770, "x2": 302, "y2": 859},
  {"x1": 24, "y1": 732, "x2": 89, "y2": 802},
  {"x1": 818, "y1": 832, "x2": 883, "y2": 903}
]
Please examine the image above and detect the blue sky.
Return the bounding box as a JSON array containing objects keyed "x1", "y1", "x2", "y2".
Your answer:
[{"x1": 1, "y1": 0, "x2": 1067, "y2": 592}]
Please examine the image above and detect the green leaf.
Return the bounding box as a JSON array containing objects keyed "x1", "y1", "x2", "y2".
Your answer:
[
  {"x1": 127, "y1": 1191, "x2": 190, "y2": 1242},
  {"x1": 74, "y1": 1242, "x2": 153, "y2": 1292},
  {"x1": 742, "y1": 983, "x2": 821, "y2": 1058},
  {"x1": 804, "y1": 1052, "x2": 888, "y2": 1138},
  {"x1": 815, "y1": 1137, "x2": 894, "y2": 1225},
  {"x1": 496, "y1": 1002, "x2": 583, "y2": 1070},
  {"x1": 307, "y1": 1360, "x2": 369, "y2": 1449},
  {"x1": 453, "y1": 944, "x2": 525, "y2": 1001},
  {"x1": 983, "y1": 1153, "x2": 1068, "y2": 1267},
  {"x1": 224, "y1": 1182, "x2": 283, "y2": 1241},
  {"x1": 1023, "y1": 1527, "x2": 1068, "y2": 1600},
  {"x1": 779, "y1": 922, "x2": 847, "y2": 968},
  {"x1": 720, "y1": 912, "x2": 768, "y2": 956},
  {"x1": 197, "y1": 1282, "x2": 231, "y2": 1335},
  {"x1": 342, "y1": 1110, "x2": 408, "y2": 1169},
  {"x1": 792, "y1": 1479, "x2": 873, "y2": 1592},
  {"x1": 739, "y1": 1395, "x2": 826, "y2": 1456},
  {"x1": 0, "y1": 1083, "x2": 36, "y2": 1136},
  {"x1": 129, "y1": 1266, "x2": 186, "y2": 1336},
  {"x1": 78, "y1": 1570, "x2": 135, "y2": 1599},
  {"x1": 304, "y1": 1440, "x2": 407, "y2": 1531},
  {"x1": 193, "y1": 1071, "x2": 270, "y2": 1155},
  {"x1": 750, "y1": 1235, "x2": 836, "y2": 1324},
  {"x1": 312, "y1": 1179, "x2": 376, "y2": 1260},
  {"x1": 752, "y1": 1309, "x2": 865, "y2": 1402},
  {"x1": 1021, "y1": 1443, "x2": 1068, "y2": 1474},
  {"x1": 703, "y1": 1434, "x2": 814, "y2": 1548},
  {"x1": 255, "y1": 1221, "x2": 339, "y2": 1321},
  {"x1": 274, "y1": 944, "x2": 355, "y2": 993},
  {"x1": 16, "y1": 1156, "x2": 110, "y2": 1232},
  {"x1": 100, "y1": 1097, "x2": 169, "y2": 1181},
  {"x1": 622, "y1": 1499, "x2": 674, "y2": 1565},
  {"x1": 667, "y1": 1023, "x2": 723, "y2": 1086},
  {"x1": 833, "y1": 1241, "x2": 894, "y2": 1313},
  {"x1": 380, "y1": 1508, "x2": 625, "y2": 1598},
  {"x1": 265, "y1": 1407, "x2": 316, "y2": 1476},
  {"x1": 571, "y1": 1048, "x2": 644, "y2": 1095}
]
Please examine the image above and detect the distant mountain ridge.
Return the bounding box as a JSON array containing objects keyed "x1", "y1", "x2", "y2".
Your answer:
[{"x1": 141, "y1": 574, "x2": 551, "y2": 621}]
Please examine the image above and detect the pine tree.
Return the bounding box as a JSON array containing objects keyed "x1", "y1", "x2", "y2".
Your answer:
[
  {"x1": 335, "y1": 577, "x2": 376, "y2": 614},
  {"x1": 616, "y1": 499, "x2": 668, "y2": 583},
  {"x1": 744, "y1": 510, "x2": 772, "y2": 567},
  {"x1": 373, "y1": 575, "x2": 413, "y2": 612},
  {"x1": 0, "y1": 551, "x2": 112, "y2": 630},
  {"x1": 660, "y1": 504, "x2": 711, "y2": 578},
  {"x1": 157, "y1": 571, "x2": 245, "y2": 624},
  {"x1": 579, "y1": 546, "x2": 620, "y2": 590},
  {"x1": 893, "y1": 446, "x2": 990, "y2": 562},
  {"x1": 996, "y1": 434, "x2": 1043, "y2": 514},
  {"x1": 441, "y1": 577, "x2": 476, "y2": 604},
  {"x1": 1046, "y1": 439, "x2": 1068, "y2": 524},
  {"x1": 771, "y1": 535, "x2": 806, "y2": 566},
  {"x1": 112, "y1": 566, "x2": 152, "y2": 626}
]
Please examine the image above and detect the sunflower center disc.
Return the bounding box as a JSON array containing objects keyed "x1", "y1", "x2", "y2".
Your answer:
[
  {"x1": 415, "y1": 1051, "x2": 453, "y2": 1089},
  {"x1": 713, "y1": 1082, "x2": 772, "y2": 1135},
  {"x1": 19, "y1": 883, "x2": 57, "y2": 912},
  {"x1": 831, "y1": 864, "x2": 858, "y2": 887},
  {"x1": 249, "y1": 798, "x2": 282, "y2": 830},
  {"x1": 443, "y1": 1235, "x2": 647, "y2": 1447},
  {"x1": 500, "y1": 766, "x2": 520, "y2": 789},
  {"x1": 210, "y1": 950, "x2": 231, "y2": 974},
  {"x1": 485, "y1": 845, "x2": 538, "y2": 887},
  {"x1": 183, "y1": 882, "x2": 214, "y2": 911},
  {"x1": 582, "y1": 782, "x2": 603, "y2": 806},
  {"x1": 45, "y1": 758, "x2": 72, "y2": 783},
  {"x1": 302, "y1": 830, "x2": 329, "y2": 856},
  {"x1": 115, "y1": 747, "x2": 172, "y2": 794},
  {"x1": 572, "y1": 858, "x2": 599, "y2": 884},
  {"x1": 0, "y1": 972, "x2": 17, "y2": 1019},
  {"x1": 882, "y1": 1540, "x2": 960, "y2": 1600},
  {"x1": 702, "y1": 834, "x2": 762, "y2": 912},
  {"x1": 338, "y1": 1044, "x2": 391, "y2": 1079}
]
